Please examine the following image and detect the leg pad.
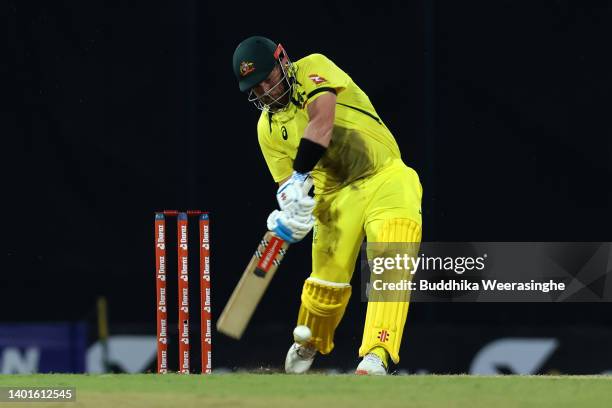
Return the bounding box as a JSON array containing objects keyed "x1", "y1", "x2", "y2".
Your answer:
[
  {"x1": 298, "y1": 278, "x2": 351, "y2": 354},
  {"x1": 360, "y1": 218, "x2": 422, "y2": 363}
]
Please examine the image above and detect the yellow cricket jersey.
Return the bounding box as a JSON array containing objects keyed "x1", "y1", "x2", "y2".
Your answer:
[{"x1": 257, "y1": 53, "x2": 401, "y2": 194}]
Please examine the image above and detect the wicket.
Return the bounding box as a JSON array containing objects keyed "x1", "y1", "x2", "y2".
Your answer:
[{"x1": 155, "y1": 210, "x2": 211, "y2": 374}]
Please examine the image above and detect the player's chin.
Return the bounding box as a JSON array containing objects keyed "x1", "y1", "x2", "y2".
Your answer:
[
  {"x1": 270, "y1": 96, "x2": 290, "y2": 110},
  {"x1": 260, "y1": 97, "x2": 275, "y2": 106}
]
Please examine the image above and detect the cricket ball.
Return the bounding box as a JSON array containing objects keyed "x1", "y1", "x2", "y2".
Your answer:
[{"x1": 293, "y1": 325, "x2": 312, "y2": 344}]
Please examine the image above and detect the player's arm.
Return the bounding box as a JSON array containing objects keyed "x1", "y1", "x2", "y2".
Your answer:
[
  {"x1": 275, "y1": 93, "x2": 334, "y2": 210},
  {"x1": 269, "y1": 95, "x2": 335, "y2": 242},
  {"x1": 291, "y1": 91, "x2": 335, "y2": 174},
  {"x1": 303, "y1": 91, "x2": 336, "y2": 148},
  {"x1": 270, "y1": 90, "x2": 336, "y2": 242},
  {"x1": 277, "y1": 92, "x2": 335, "y2": 191}
]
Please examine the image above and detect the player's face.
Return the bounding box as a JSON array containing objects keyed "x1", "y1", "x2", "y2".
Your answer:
[{"x1": 251, "y1": 65, "x2": 289, "y2": 108}]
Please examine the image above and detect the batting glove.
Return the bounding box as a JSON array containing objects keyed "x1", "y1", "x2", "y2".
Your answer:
[
  {"x1": 267, "y1": 209, "x2": 314, "y2": 243},
  {"x1": 277, "y1": 171, "x2": 314, "y2": 215}
]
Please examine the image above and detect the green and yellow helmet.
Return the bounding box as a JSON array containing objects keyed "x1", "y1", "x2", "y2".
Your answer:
[{"x1": 232, "y1": 36, "x2": 296, "y2": 112}]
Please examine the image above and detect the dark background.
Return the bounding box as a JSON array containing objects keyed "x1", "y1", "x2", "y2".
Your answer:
[{"x1": 8, "y1": 0, "x2": 612, "y2": 372}]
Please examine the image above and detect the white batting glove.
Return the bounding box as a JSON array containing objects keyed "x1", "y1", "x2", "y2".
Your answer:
[
  {"x1": 267, "y1": 209, "x2": 314, "y2": 243},
  {"x1": 277, "y1": 172, "x2": 314, "y2": 215}
]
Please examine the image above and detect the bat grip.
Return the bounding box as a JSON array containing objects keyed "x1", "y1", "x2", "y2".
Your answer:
[{"x1": 302, "y1": 176, "x2": 314, "y2": 196}]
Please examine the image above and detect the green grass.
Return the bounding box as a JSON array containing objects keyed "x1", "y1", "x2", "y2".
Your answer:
[{"x1": 0, "y1": 374, "x2": 610, "y2": 408}]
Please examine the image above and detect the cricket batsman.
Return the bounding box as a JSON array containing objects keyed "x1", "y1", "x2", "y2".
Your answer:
[{"x1": 232, "y1": 36, "x2": 422, "y2": 375}]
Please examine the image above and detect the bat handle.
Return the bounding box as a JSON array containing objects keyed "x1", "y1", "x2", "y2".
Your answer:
[{"x1": 302, "y1": 176, "x2": 314, "y2": 195}]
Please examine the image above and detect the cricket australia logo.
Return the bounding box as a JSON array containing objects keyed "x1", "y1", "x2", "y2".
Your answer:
[{"x1": 240, "y1": 61, "x2": 255, "y2": 77}]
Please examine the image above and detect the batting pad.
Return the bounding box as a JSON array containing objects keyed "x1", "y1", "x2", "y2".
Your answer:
[
  {"x1": 360, "y1": 218, "x2": 422, "y2": 364},
  {"x1": 298, "y1": 277, "x2": 352, "y2": 354}
]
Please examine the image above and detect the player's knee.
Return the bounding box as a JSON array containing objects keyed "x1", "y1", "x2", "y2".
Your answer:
[{"x1": 309, "y1": 267, "x2": 353, "y2": 284}]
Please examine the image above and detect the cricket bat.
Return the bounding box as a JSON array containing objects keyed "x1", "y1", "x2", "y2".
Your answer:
[
  {"x1": 216, "y1": 231, "x2": 291, "y2": 339},
  {"x1": 217, "y1": 177, "x2": 313, "y2": 339}
]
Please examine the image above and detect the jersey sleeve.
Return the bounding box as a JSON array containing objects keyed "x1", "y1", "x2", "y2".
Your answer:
[
  {"x1": 257, "y1": 114, "x2": 293, "y2": 183},
  {"x1": 298, "y1": 54, "x2": 351, "y2": 106}
]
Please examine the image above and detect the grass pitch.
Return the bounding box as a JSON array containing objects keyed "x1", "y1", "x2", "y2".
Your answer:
[{"x1": 0, "y1": 374, "x2": 610, "y2": 408}]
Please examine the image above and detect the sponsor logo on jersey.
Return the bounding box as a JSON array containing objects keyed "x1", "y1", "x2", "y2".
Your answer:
[{"x1": 308, "y1": 74, "x2": 327, "y2": 84}]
